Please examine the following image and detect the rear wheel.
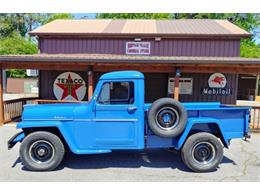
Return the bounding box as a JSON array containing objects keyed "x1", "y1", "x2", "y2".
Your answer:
[
  {"x1": 181, "y1": 132, "x2": 223, "y2": 172},
  {"x1": 20, "y1": 131, "x2": 65, "y2": 171}
]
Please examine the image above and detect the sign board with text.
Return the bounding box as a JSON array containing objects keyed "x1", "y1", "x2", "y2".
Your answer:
[
  {"x1": 126, "y1": 42, "x2": 150, "y2": 55},
  {"x1": 168, "y1": 78, "x2": 193, "y2": 95},
  {"x1": 202, "y1": 73, "x2": 232, "y2": 96}
]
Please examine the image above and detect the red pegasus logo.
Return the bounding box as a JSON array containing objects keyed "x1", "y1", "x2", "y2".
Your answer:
[{"x1": 211, "y1": 76, "x2": 225, "y2": 87}]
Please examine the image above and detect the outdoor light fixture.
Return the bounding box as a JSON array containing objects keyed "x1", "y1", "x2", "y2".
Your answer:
[
  {"x1": 134, "y1": 38, "x2": 142, "y2": 41},
  {"x1": 155, "y1": 37, "x2": 161, "y2": 41}
]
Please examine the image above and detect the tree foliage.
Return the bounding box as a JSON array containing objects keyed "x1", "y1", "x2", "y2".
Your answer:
[
  {"x1": 0, "y1": 13, "x2": 45, "y2": 37},
  {"x1": 97, "y1": 13, "x2": 172, "y2": 19},
  {"x1": 42, "y1": 13, "x2": 74, "y2": 24},
  {"x1": 0, "y1": 13, "x2": 74, "y2": 78},
  {"x1": 240, "y1": 40, "x2": 260, "y2": 58},
  {"x1": 0, "y1": 32, "x2": 38, "y2": 78},
  {"x1": 0, "y1": 32, "x2": 38, "y2": 55}
]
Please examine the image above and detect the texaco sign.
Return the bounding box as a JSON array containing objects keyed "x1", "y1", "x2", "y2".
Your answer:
[{"x1": 53, "y1": 72, "x2": 86, "y2": 101}]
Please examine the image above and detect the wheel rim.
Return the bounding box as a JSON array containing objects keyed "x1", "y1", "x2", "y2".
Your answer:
[
  {"x1": 191, "y1": 141, "x2": 216, "y2": 165},
  {"x1": 29, "y1": 140, "x2": 55, "y2": 164},
  {"x1": 155, "y1": 107, "x2": 180, "y2": 131}
]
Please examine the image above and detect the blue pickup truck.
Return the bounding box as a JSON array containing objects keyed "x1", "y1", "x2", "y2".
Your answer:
[{"x1": 8, "y1": 71, "x2": 250, "y2": 172}]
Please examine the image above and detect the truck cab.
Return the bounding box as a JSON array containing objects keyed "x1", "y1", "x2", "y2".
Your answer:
[
  {"x1": 71, "y1": 71, "x2": 145, "y2": 150},
  {"x1": 8, "y1": 71, "x2": 250, "y2": 172}
]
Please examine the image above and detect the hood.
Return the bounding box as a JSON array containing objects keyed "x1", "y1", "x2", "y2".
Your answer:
[{"x1": 22, "y1": 103, "x2": 84, "y2": 121}]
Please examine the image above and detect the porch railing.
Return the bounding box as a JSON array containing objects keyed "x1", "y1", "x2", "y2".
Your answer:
[
  {"x1": 250, "y1": 106, "x2": 260, "y2": 131},
  {"x1": 3, "y1": 98, "x2": 80, "y2": 123},
  {"x1": 3, "y1": 97, "x2": 38, "y2": 123}
]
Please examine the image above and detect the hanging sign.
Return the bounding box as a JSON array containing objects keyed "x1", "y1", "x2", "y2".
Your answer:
[
  {"x1": 126, "y1": 42, "x2": 150, "y2": 55},
  {"x1": 202, "y1": 73, "x2": 232, "y2": 95},
  {"x1": 53, "y1": 72, "x2": 86, "y2": 101},
  {"x1": 168, "y1": 78, "x2": 193, "y2": 95}
]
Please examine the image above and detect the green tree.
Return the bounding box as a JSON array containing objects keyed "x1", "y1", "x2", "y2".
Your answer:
[
  {"x1": 240, "y1": 41, "x2": 260, "y2": 58},
  {"x1": 0, "y1": 32, "x2": 37, "y2": 55},
  {"x1": 42, "y1": 13, "x2": 74, "y2": 24},
  {"x1": 0, "y1": 13, "x2": 45, "y2": 38},
  {"x1": 0, "y1": 32, "x2": 38, "y2": 78},
  {"x1": 0, "y1": 13, "x2": 72, "y2": 78},
  {"x1": 97, "y1": 13, "x2": 172, "y2": 19}
]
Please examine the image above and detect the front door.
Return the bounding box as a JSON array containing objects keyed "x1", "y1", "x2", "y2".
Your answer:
[{"x1": 94, "y1": 80, "x2": 140, "y2": 149}]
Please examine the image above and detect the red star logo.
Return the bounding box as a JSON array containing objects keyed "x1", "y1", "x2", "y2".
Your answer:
[{"x1": 56, "y1": 74, "x2": 83, "y2": 100}]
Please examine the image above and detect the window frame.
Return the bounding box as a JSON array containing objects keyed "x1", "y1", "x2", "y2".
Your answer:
[{"x1": 97, "y1": 81, "x2": 135, "y2": 105}]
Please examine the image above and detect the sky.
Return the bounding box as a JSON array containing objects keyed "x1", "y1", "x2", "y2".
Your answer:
[{"x1": 73, "y1": 13, "x2": 96, "y2": 19}]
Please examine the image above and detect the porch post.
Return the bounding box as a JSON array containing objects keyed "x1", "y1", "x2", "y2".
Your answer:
[
  {"x1": 255, "y1": 75, "x2": 259, "y2": 97},
  {"x1": 174, "y1": 68, "x2": 181, "y2": 101},
  {"x1": 87, "y1": 70, "x2": 93, "y2": 100},
  {"x1": 0, "y1": 67, "x2": 4, "y2": 125}
]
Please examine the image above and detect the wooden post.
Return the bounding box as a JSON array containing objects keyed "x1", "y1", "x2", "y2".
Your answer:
[
  {"x1": 255, "y1": 75, "x2": 259, "y2": 97},
  {"x1": 174, "y1": 68, "x2": 181, "y2": 101},
  {"x1": 87, "y1": 70, "x2": 93, "y2": 100},
  {"x1": 0, "y1": 67, "x2": 4, "y2": 125}
]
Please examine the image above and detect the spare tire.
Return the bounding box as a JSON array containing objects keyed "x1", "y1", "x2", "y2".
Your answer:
[{"x1": 148, "y1": 98, "x2": 187, "y2": 138}]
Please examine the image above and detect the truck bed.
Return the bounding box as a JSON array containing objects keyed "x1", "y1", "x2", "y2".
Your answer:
[{"x1": 145, "y1": 102, "x2": 250, "y2": 149}]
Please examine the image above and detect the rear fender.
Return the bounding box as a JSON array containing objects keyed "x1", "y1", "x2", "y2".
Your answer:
[
  {"x1": 174, "y1": 117, "x2": 228, "y2": 150},
  {"x1": 16, "y1": 121, "x2": 78, "y2": 153}
]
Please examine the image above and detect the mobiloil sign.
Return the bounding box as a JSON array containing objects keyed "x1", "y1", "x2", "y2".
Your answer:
[{"x1": 202, "y1": 73, "x2": 232, "y2": 95}]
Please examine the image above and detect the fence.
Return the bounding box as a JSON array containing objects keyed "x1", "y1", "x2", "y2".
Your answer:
[
  {"x1": 3, "y1": 97, "x2": 38, "y2": 123},
  {"x1": 3, "y1": 98, "x2": 80, "y2": 123},
  {"x1": 250, "y1": 106, "x2": 260, "y2": 131}
]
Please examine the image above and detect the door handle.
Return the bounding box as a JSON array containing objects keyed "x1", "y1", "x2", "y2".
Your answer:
[{"x1": 127, "y1": 106, "x2": 137, "y2": 113}]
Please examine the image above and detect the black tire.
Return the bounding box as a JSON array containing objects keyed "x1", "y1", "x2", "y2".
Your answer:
[
  {"x1": 181, "y1": 132, "x2": 223, "y2": 172},
  {"x1": 148, "y1": 98, "x2": 187, "y2": 138},
  {"x1": 19, "y1": 131, "x2": 65, "y2": 171}
]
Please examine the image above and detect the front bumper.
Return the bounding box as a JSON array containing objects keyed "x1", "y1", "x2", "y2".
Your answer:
[{"x1": 8, "y1": 131, "x2": 25, "y2": 150}]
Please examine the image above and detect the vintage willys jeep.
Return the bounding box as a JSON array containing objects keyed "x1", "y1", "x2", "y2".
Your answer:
[{"x1": 8, "y1": 71, "x2": 250, "y2": 172}]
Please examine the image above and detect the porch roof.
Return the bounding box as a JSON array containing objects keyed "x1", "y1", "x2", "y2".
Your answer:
[
  {"x1": 0, "y1": 54, "x2": 260, "y2": 74},
  {"x1": 0, "y1": 53, "x2": 260, "y2": 65}
]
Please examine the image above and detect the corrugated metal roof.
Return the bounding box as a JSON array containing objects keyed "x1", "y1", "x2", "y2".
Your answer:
[
  {"x1": 0, "y1": 54, "x2": 259, "y2": 64},
  {"x1": 29, "y1": 19, "x2": 250, "y2": 37}
]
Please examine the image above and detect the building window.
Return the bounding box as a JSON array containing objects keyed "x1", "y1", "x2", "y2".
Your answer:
[{"x1": 98, "y1": 81, "x2": 134, "y2": 104}]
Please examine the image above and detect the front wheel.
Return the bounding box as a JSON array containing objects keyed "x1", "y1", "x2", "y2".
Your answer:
[
  {"x1": 181, "y1": 132, "x2": 223, "y2": 172},
  {"x1": 20, "y1": 131, "x2": 65, "y2": 171}
]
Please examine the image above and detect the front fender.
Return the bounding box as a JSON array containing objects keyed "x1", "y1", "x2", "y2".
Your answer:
[
  {"x1": 8, "y1": 131, "x2": 25, "y2": 149},
  {"x1": 16, "y1": 120, "x2": 78, "y2": 153},
  {"x1": 173, "y1": 117, "x2": 229, "y2": 150}
]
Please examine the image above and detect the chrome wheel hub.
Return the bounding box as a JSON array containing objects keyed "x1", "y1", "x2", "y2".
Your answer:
[
  {"x1": 155, "y1": 107, "x2": 180, "y2": 131},
  {"x1": 29, "y1": 140, "x2": 55, "y2": 164},
  {"x1": 192, "y1": 142, "x2": 216, "y2": 165}
]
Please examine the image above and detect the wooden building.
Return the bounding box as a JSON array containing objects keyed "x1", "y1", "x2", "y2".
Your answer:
[{"x1": 0, "y1": 19, "x2": 260, "y2": 124}]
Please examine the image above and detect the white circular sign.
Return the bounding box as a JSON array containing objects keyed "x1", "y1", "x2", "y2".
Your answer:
[
  {"x1": 208, "y1": 73, "x2": 227, "y2": 88},
  {"x1": 53, "y1": 72, "x2": 86, "y2": 101}
]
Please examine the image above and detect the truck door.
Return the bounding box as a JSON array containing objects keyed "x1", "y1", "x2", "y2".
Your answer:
[{"x1": 93, "y1": 80, "x2": 143, "y2": 149}]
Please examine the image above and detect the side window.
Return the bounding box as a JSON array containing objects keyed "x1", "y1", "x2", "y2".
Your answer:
[{"x1": 98, "y1": 81, "x2": 134, "y2": 104}]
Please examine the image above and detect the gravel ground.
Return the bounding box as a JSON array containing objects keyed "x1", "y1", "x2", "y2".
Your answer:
[{"x1": 0, "y1": 125, "x2": 260, "y2": 182}]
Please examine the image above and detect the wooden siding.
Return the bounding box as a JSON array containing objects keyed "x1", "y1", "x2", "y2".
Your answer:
[
  {"x1": 40, "y1": 70, "x2": 237, "y2": 104},
  {"x1": 39, "y1": 38, "x2": 240, "y2": 57}
]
